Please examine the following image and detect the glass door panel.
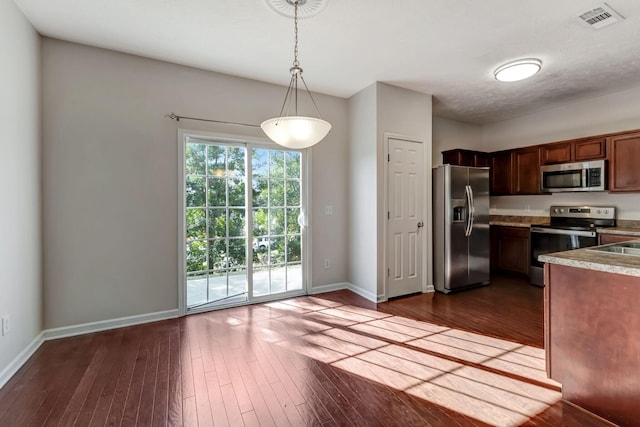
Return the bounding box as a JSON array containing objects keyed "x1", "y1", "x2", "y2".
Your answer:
[
  {"x1": 184, "y1": 137, "x2": 305, "y2": 312},
  {"x1": 186, "y1": 141, "x2": 248, "y2": 310},
  {"x1": 251, "y1": 148, "x2": 303, "y2": 296}
]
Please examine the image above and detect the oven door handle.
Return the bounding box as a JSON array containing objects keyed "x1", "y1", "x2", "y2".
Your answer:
[{"x1": 530, "y1": 227, "x2": 596, "y2": 237}]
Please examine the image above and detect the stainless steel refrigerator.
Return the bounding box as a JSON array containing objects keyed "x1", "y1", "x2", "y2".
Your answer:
[{"x1": 433, "y1": 165, "x2": 490, "y2": 293}]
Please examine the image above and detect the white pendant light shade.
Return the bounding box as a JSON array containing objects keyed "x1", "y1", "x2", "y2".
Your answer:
[
  {"x1": 261, "y1": 116, "x2": 331, "y2": 149},
  {"x1": 262, "y1": 0, "x2": 331, "y2": 149},
  {"x1": 494, "y1": 59, "x2": 542, "y2": 82}
]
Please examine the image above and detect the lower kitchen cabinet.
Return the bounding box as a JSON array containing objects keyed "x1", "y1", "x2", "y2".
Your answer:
[
  {"x1": 545, "y1": 263, "x2": 640, "y2": 426},
  {"x1": 491, "y1": 225, "x2": 530, "y2": 275}
]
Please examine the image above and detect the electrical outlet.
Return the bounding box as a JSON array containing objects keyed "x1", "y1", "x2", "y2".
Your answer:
[
  {"x1": 1, "y1": 315, "x2": 9, "y2": 336},
  {"x1": 324, "y1": 258, "x2": 330, "y2": 269}
]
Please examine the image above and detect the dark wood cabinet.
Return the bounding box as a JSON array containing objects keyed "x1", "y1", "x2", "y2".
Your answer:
[
  {"x1": 490, "y1": 147, "x2": 541, "y2": 195},
  {"x1": 541, "y1": 137, "x2": 606, "y2": 165},
  {"x1": 541, "y1": 142, "x2": 572, "y2": 164},
  {"x1": 545, "y1": 263, "x2": 640, "y2": 427},
  {"x1": 446, "y1": 128, "x2": 640, "y2": 196},
  {"x1": 574, "y1": 137, "x2": 606, "y2": 161},
  {"x1": 608, "y1": 131, "x2": 640, "y2": 192},
  {"x1": 491, "y1": 226, "x2": 530, "y2": 275},
  {"x1": 512, "y1": 147, "x2": 541, "y2": 195},
  {"x1": 598, "y1": 233, "x2": 639, "y2": 245},
  {"x1": 442, "y1": 149, "x2": 489, "y2": 167},
  {"x1": 489, "y1": 150, "x2": 513, "y2": 195}
]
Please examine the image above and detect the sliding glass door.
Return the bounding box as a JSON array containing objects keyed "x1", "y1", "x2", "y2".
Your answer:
[
  {"x1": 182, "y1": 136, "x2": 306, "y2": 312},
  {"x1": 251, "y1": 148, "x2": 303, "y2": 296}
]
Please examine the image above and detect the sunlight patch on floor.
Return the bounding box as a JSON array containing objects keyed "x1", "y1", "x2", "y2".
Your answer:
[{"x1": 261, "y1": 296, "x2": 562, "y2": 427}]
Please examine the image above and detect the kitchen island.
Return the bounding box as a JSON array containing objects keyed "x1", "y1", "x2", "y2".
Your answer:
[{"x1": 540, "y1": 243, "x2": 640, "y2": 427}]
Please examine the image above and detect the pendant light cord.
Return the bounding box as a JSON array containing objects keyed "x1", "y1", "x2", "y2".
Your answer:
[
  {"x1": 274, "y1": 0, "x2": 325, "y2": 121},
  {"x1": 293, "y1": 0, "x2": 299, "y2": 68}
]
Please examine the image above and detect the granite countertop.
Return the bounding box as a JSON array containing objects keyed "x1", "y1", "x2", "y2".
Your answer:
[
  {"x1": 596, "y1": 227, "x2": 640, "y2": 236},
  {"x1": 489, "y1": 221, "x2": 532, "y2": 228},
  {"x1": 539, "y1": 239, "x2": 640, "y2": 277},
  {"x1": 489, "y1": 215, "x2": 548, "y2": 228}
]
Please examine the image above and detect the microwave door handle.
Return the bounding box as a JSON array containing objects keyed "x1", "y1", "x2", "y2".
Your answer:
[{"x1": 582, "y1": 168, "x2": 588, "y2": 187}]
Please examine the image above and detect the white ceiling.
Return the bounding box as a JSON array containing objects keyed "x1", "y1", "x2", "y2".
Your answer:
[{"x1": 13, "y1": 0, "x2": 640, "y2": 124}]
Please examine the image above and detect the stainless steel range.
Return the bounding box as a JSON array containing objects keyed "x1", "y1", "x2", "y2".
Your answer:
[{"x1": 529, "y1": 205, "x2": 616, "y2": 286}]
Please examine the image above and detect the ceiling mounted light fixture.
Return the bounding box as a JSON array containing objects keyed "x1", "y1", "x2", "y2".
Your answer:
[
  {"x1": 261, "y1": 0, "x2": 331, "y2": 149},
  {"x1": 494, "y1": 58, "x2": 542, "y2": 82}
]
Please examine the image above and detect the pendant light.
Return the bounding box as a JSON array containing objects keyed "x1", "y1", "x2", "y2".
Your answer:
[{"x1": 261, "y1": 0, "x2": 331, "y2": 149}]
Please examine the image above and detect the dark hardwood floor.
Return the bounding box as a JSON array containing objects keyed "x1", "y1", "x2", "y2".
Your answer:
[{"x1": 0, "y1": 274, "x2": 614, "y2": 426}]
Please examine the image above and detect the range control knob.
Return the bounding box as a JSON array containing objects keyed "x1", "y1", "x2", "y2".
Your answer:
[
  {"x1": 605, "y1": 209, "x2": 609, "y2": 214},
  {"x1": 597, "y1": 209, "x2": 602, "y2": 214}
]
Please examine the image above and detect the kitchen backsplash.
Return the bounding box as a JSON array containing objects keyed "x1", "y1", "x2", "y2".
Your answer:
[{"x1": 490, "y1": 192, "x2": 640, "y2": 220}]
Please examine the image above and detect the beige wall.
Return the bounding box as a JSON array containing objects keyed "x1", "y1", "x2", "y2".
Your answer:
[
  {"x1": 41, "y1": 38, "x2": 349, "y2": 329},
  {"x1": 347, "y1": 84, "x2": 378, "y2": 299},
  {"x1": 432, "y1": 117, "x2": 482, "y2": 166},
  {"x1": 0, "y1": 1, "x2": 41, "y2": 384}
]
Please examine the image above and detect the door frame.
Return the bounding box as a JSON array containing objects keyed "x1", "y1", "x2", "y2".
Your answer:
[
  {"x1": 382, "y1": 133, "x2": 432, "y2": 302},
  {"x1": 177, "y1": 128, "x2": 312, "y2": 315}
]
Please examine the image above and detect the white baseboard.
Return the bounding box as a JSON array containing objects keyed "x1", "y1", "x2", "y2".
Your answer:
[
  {"x1": 42, "y1": 309, "x2": 181, "y2": 341},
  {"x1": 346, "y1": 285, "x2": 376, "y2": 303},
  {"x1": 309, "y1": 282, "x2": 350, "y2": 295},
  {"x1": 309, "y1": 282, "x2": 378, "y2": 303},
  {"x1": 0, "y1": 332, "x2": 44, "y2": 390},
  {"x1": 346, "y1": 284, "x2": 378, "y2": 303},
  {"x1": 0, "y1": 309, "x2": 181, "y2": 391}
]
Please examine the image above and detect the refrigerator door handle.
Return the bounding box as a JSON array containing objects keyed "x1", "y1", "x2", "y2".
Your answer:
[
  {"x1": 468, "y1": 185, "x2": 475, "y2": 236},
  {"x1": 464, "y1": 185, "x2": 472, "y2": 236}
]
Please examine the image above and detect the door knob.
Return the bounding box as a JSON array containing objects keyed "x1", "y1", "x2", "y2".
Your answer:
[{"x1": 417, "y1": 221, "x2": 424, "y2": 228}]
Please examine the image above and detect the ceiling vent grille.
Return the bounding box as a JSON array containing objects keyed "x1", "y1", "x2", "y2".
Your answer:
[{"x1": 578, "y1": 3, "x2": 624, "y2": 29}]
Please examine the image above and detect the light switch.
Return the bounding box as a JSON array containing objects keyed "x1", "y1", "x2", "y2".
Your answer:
[{"x1": 324, "y1": 205, "x2": 333, "y2": 215}]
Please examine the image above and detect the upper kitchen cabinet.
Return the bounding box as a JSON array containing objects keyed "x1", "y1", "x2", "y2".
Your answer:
[
  {"x1": 541, "y1": 137, "x2": 606, "y2": 165},
  {"x1": 490, "y1": 150, "x2": 513, "y2": 195},
  {"x1": 512, "y1": 147, "x2": 542, "y2": 195},
  {"x1": 541, "y1": 141, "x2": 572, "y2": 164},
  {"x1": 574, "y1": 137, "x2": 606, "y2": 161},
  {"x1": 442, "y1": 149, "x2": 489, "y2": 167},
  {"x1": 490, "y1": 147, "x2": 542, "y2": 195},
  {"x1": 608, "y1": 131, "x2": 640, "y2": 192}
]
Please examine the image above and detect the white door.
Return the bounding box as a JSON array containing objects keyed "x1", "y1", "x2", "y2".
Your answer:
[{"x1": 387, "y1": 138, "x2": 424, "y2": 298}]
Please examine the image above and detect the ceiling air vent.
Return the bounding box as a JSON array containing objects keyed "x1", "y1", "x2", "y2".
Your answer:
[{"x1": 578, "y1": 3, "x2": 624, "y2": 29}]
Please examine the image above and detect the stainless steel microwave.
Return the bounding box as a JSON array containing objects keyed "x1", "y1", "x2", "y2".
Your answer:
[{"x1": 540, "y1": 159, "x2": 606, "y2": 192}]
